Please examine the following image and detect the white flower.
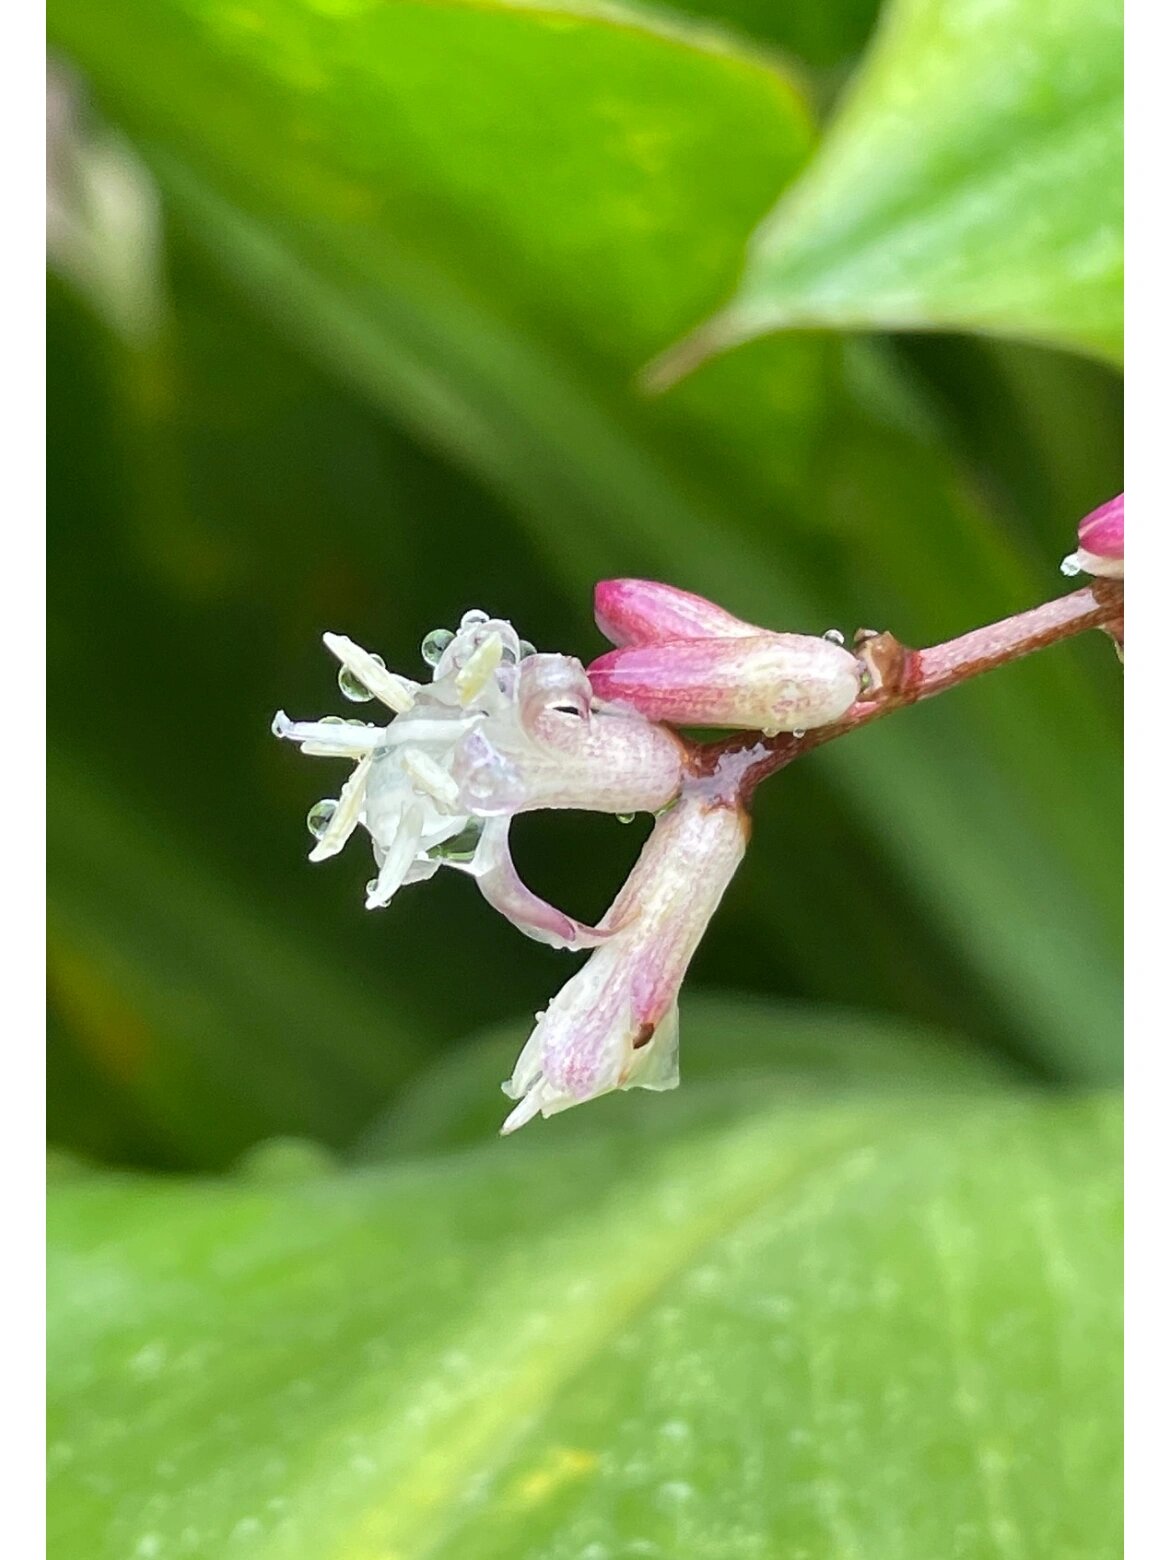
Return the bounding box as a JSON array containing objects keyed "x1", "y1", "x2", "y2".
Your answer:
[
  {"x1": 500, "y1": 791, "x2": 749, "y2": 1133},
  {"x1": 273, "y1": 610, "x2": 686, "y2": 950}
]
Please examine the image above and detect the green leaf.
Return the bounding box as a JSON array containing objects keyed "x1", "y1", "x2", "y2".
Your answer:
[
  {"x1": 655, "y1": 0, "x2": 1123, "y2": 379},
  {"x1": 356, "y1": 990, "x2": 1011, "y2": 1156},
  {"x1": 49, "y1": 1088, "x2": 1120, "y2": 1559}
]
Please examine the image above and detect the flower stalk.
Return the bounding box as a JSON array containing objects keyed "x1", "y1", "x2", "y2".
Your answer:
[
  {"x1": 273, "y1": 497, "x2": 1122, "y2": 1134},
  {"x1": 695, "y1": 578, "x2": 1123, "y2": 799}
]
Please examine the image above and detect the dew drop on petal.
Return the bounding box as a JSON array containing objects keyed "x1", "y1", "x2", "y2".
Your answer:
[
  {"x1": 792, "y1": 729, "x2": 806, "y2": 739},
  {"x1": 421, "y1": 628, "x2": 455, "y2": 667},
  {"x1": 616, "y1": 813, "x2": 635, "y2": 825},
  {"x1": 320, "y1": 714, "x2": 347, "y2": 725},
  {"x1": 1060, "y1": 553, "x2": 1082, "y2": 578},
  {"x1": 428, "y1": 820, "x2": 484, "y2": 863},
  {"x1": 460, "y1": 609, "x2": 490, "y2": 630},
  {"x1": 822, "y1": 628, "x2": 846, "y2": 645},
  {"x1": 306, "y1": 800, "x2": 338, "y2": 838},
  {"x1": 338, "y1": 655, "x2": 385, "y2": 703},
  {"x1": 518, "y1": 639, "x2": 537, "y2": 659},
  {"x1": 365, "y1": 879, "x2": 379, "y2": 898}
]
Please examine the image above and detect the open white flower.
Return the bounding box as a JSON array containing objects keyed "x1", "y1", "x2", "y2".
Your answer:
[{"x1": 273, "y1": 610, "x2": 686, "y2": 950}]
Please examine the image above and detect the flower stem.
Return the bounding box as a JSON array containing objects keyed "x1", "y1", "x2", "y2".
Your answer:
[{"x1": 691, "y1": 580, "x2": 1123, "y2": 801}]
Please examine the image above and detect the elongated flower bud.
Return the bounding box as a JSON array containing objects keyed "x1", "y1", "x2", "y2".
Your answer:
[
  {"x1": 1061, "y1": 493, "x2": 1124, "y2": 580},
  {"x1": 595, "y1": 578, "x2": 762, "y2": 648},
  {"x1": 501, "y1": 793, "x2": 748, "y2": 1131},
  {"x1": 588, "y1": 633, "x2": 861, "y2": 734}
]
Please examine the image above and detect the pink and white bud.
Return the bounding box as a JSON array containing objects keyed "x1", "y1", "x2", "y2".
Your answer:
[
  {"x1": 588, "y1": 634, "x2": 862, "y2": 735},
  {"x1": 594, "y1": 578, "x2": 762, "y2": 647},
  {"x1": 1061, "y1": 493, "x2": 1124, "y2": 580},
  {"x1": 500, "y1": 793, "x2": 748, "y2": 1132}
]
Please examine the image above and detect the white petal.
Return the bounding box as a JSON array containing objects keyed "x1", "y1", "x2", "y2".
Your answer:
[
  {"x1": 499, "y1": 1087, "x2": 547, "y2": 1136},
  {"x1": 365, "y1": 803, "x2": 425, "y2": 908},
  {"x1": 272, "y1": 711, "x2": 383, "y2": 758},
  {"x1": 623, "y1": 1001, "x2": 680, "y2": 1093},
  {"x1": 377, "y1": 714, "x2": 482, "y2": 747}
]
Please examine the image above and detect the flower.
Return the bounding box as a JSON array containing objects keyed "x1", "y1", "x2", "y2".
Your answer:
[
  {"x1": 272, "y1": 610, "x2": 686, "y2": 950},
  {"x1": 1061, "y1": 493, "x2": 1124, "y2": 580},
  {"x1": 500, "y1": 791, "x2": 749, "y2": 1133},
  {"x1": 587, "y1": 580, "x2": 862, "y2": 734}
]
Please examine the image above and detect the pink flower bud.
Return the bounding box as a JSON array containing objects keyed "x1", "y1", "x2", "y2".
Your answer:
[
  {"x1": 1062, "y1": 493, "x2": 1124, "y2": 580},
  {"x1": 588, "y1": 634, "x2": 862, "y2": 734},
  {"x1": 594, "y1": 578, "x2": 760, "y2": 647}
]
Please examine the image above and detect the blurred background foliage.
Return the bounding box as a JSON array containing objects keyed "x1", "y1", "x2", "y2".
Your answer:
[{"x1": 47, "y1": 0, "x2": 1122, "y2": 1553}]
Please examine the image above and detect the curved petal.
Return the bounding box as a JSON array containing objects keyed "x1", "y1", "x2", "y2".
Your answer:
[
  {"x1": 517, "y1": 653, "x2": 592, "y2": 728},
  {"x1": 1079, "y1": 494, "x2": 1124, "y2": 561},
  {"x1": 468, "y1": 817, "x2": 613, "y2": 951},
  {"x1": 594, "y1": 579, "x2": 761, "y2": 647}
]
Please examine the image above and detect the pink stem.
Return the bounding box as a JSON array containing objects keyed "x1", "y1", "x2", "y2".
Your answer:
[{"x1": 689, "y1": 581, "x2": 1123, "y2": 800}]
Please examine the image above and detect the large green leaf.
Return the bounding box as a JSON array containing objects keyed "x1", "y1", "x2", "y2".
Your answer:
[
  {"x1": 656, "y1": 0, "x2": 1123, "y2": 377},
  {"x1": 49, "y1": 1086, "x2": 1120, "y2": 1558}
]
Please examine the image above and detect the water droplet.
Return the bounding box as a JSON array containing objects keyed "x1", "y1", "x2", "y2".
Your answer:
[
  {"x1": 421, "y1": 627, "x2": 454, "y2": 666},
  {"x1": 822, "y1": 628, "x2": 846, "y2": 645},
  {"x1": 338, "y1": 655, "x2": 384, "y2": 703},
  {"x1": 365, "y1": 878, "x2": 379, "y2": 898},
  {"x1": 306, "y1": 800, "x2": 338, "y2": 838},
  {"x1": 616, "y1": 813, "x2": 635, "y2": 825},
  {"x1": 428, "y1": 820, "x2": 484, "y2": 863},
  {"x1": 792, "y1": 728, "x2": 806, "y2": 739},
  {"x1": 1060, "y1": 553, "x2": 1082, "y2": 578},
  {"x1": 460, "y1": 608, "x2": 490, "y2": 629},
  {"x1": 320, "y1": 714, "x2": 346, "y2": 725},
  {"x1": 518, "y1": 639, "x2": 537, "y2": 659}
]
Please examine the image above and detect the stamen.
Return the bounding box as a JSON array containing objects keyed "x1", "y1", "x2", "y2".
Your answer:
[
  {"x1": 308, "y1": 755, "x2": 372, "y2": 862},
  {"x1": 323, "y1": 633, "x2": 417, "y2": 713},
  {"x1": 401, "y1": 749, "x2": 460, "y2": 808},
  {"x1": 456, "y1": 632, "x2": 504, "y2": 706}
]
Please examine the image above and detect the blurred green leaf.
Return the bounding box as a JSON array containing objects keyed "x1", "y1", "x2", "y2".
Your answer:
[
  {"x1": 48, "y1": 754, "x2": 428, "y2": 1168},
  {"x1": 657, "y1": 0, "x2": 1122, "y2": 377},
  {"x1": 49, "y1": 1085, "x2": 1119, "y2": 1559},
  {"x1": 356, "y1": 989, "x2": 1010, "y2": 1156}
]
